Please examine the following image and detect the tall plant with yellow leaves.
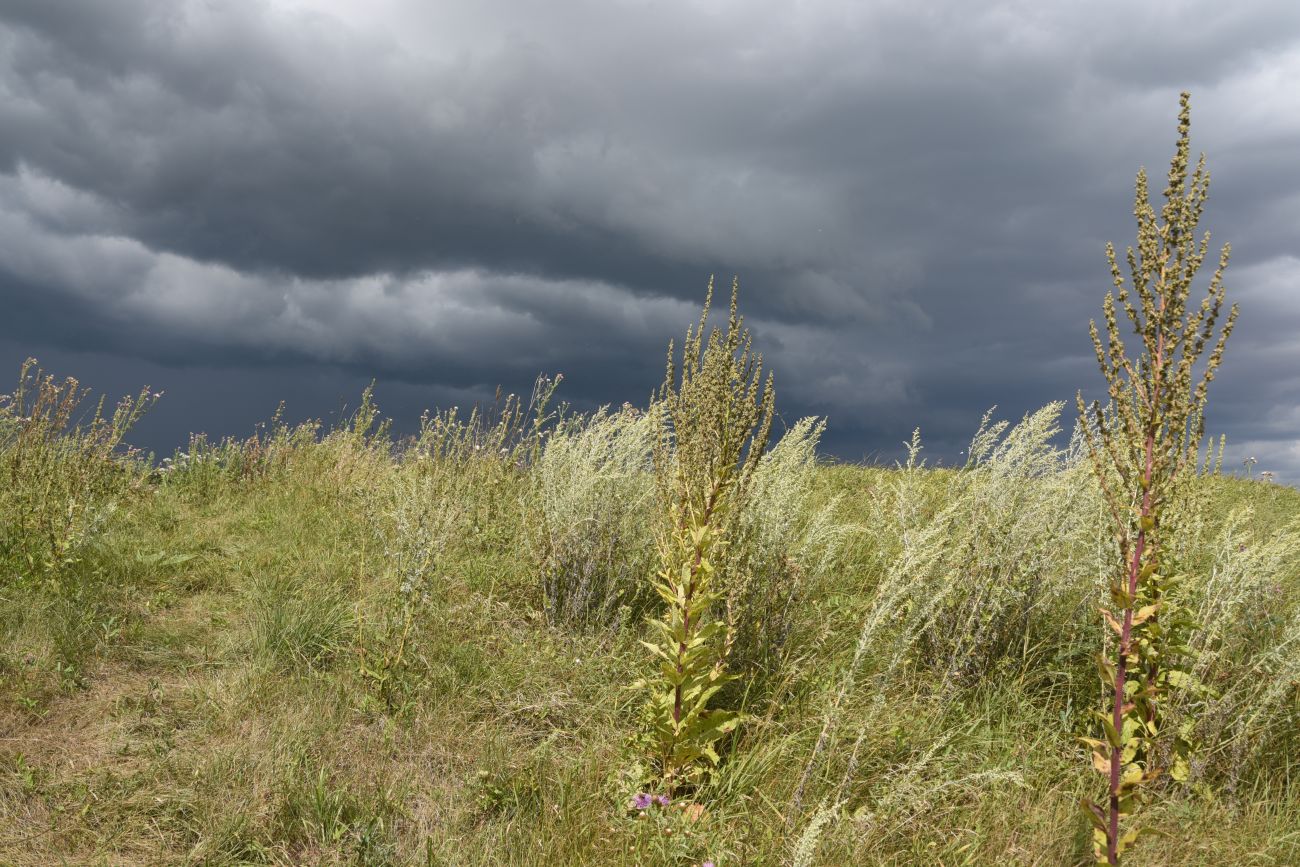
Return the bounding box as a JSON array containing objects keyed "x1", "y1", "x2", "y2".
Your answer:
[{"x1": 638, "y1": 277, "x2": 775, "y2": 795}]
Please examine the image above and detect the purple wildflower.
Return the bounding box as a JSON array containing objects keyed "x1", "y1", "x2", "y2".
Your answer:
[
  {"x1": 632, "y1": 793, "x2": 652, "y2": 810},
  {"x1": 655, "y1": 794, "x2": 671, "y2": 807}
]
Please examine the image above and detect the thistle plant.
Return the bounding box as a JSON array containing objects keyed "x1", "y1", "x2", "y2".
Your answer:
[
  {"x1": 639, "y1": 277, "x2": 774, "y2": 795},
  {"x1": 1076, "y1": 92, "x2": 1237, "y2": 865}
]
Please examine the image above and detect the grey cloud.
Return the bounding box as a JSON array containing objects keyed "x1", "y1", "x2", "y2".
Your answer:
[
  {"x1": 1, "y1": 0, "x2": 1299, "y2": 481},
  {"x1": 0, "y1": 170, "x2": 696, "y2": 382}
]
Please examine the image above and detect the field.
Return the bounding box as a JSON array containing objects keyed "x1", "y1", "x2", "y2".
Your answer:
[{"x1": 2, "y1": 365, "x2": 1299, "y2": 866}]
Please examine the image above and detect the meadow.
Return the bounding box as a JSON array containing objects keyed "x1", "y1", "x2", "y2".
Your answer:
[
  {"x1": 1, "y1": 355, "x2": 1298, "y2": 866},
  {"x1": 3, "y1": 93, "x2": 1298, "y2": 866}
]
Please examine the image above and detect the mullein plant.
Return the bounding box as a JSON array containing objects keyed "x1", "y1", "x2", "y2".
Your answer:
[
  {"x1": 1076, "y1": 92, "x2": 1237, "y2": 865},
  {"x1": 637, "y1": 277, "x2": 775, "y2": 796}
]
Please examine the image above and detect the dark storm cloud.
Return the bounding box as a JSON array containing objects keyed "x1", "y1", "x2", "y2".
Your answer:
[{"x1": 1, "y1": 0, "x2": 1298, "y2": 480}]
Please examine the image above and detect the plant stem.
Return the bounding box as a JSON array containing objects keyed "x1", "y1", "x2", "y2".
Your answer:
[{"x1": 1107, "y1": 288, "x2": 1164, "y2": 865}]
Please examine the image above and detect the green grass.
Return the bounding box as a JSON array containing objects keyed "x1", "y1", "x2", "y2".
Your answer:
[{"x1": 2, "y1": 407, "x2": 1299, "y2": 866}]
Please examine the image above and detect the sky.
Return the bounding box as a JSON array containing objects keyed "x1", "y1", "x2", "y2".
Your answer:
[{"x1": 2, "y1": 0, "x2": 1298, "y2": 481}]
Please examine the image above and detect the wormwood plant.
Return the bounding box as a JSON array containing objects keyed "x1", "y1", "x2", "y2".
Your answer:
[
  {"x1": 638, "y1": 277, "x2": 774, "y2": 795},
  {"x1": 726, "y1": 416, "x2": 842, "y2": 692},
  {"x1": 790, "y1": 405, "x2": 1097, "y2": 823},
  {"x1": 532, "y1": 403, "x2": 659, "y2": 630},
  {"x1": 1076, "y1": 92, "x2": 1237, "y2": 865},
  {"x1": 1176, "y1": 507, "x2": 1300, "y2": 786}
]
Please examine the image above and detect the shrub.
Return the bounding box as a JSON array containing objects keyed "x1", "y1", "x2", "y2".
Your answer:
[
  {"x1": 355, "y1": 440, "x2": 470, "y2": 709},
  {"x1": 532, "y1": 403, "x2": 660, "y2": 630},
  {"x1": 727, "y1": 416, "x2": 843, "y2": 689}
]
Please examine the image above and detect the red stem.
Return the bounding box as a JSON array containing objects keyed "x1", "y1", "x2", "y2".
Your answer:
[{"x1": 1108, "y1": 294, "x2": 1165, "y2": 864}]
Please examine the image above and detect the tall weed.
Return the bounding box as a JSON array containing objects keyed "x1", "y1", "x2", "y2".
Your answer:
[
  {"x1": 1076, "y1": 91, "x2": 1236, "y2": 863},
  {"x1": 0, "y1": 359, "x2": 156, "y2": 586},
  {"x1": 638, "y1": 277, "x2": 774, "y2": 794}
]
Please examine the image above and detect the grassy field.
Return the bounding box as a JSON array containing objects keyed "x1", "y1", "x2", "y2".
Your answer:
[{"x1": 2, "y1": 372, "x2": 1299, "y2": 866}]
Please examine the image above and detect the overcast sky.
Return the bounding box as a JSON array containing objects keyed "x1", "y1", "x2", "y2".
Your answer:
[{"x1": 2, "y1": 0, "x2": 1298, "y2": 481}]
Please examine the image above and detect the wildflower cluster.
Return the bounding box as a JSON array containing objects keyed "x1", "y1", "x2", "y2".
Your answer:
[{"x1": 629, "y1": 792, "x2": 672, "y2": 813}]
